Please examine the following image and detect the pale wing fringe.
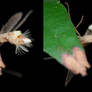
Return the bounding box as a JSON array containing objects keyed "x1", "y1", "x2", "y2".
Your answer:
[
  {"x1": 23, "y1": 29, "x2": 31, "y2": 38},
  {"x1": 0, "y1": 12, "x2": 23, "y2": 33}
]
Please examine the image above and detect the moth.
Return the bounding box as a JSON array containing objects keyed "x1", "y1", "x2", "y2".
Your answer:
[
  {"x1": 65, "y1": 24, "x2": 92, "y2": 86},
  {"x1": 44, "y1": 0, "x2": 91, "y2": 86},
  {"x1": 0, "y1": 11, "x2": 32, "y2": 75}
]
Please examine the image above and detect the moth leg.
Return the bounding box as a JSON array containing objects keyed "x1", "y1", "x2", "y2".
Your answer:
[
  {"x1": 75, "y1": 16, "x2": 84, "y2": 29},
  {"x1": 43, "y1": 57, "x2": 53, "y2": 60}
]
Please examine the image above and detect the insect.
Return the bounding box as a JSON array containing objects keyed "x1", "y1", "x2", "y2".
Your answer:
[
  {"x1": 44, "y1": 0, "x2": 91, "y2": 86},
  {"x1": 65, "y1": 24, "x2": 92, "y2": 86},
  {"x1": 0, "y1": 11, "x2": 32, "y2": 75}
]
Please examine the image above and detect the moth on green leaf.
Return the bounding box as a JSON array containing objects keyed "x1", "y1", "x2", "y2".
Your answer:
[{"x1": 44, "y1": 0, "x2": 91, "y2": 86}]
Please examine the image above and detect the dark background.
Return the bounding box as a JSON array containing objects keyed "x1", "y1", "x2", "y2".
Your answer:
[
  {"x1": 43, "y1": 0, "x2": 92, "y2": 91},
  {"x1": 0, "y1": 0, "x2": 92, "y2": 91},
  {"x1": 0, "y1": 0, "x2": 43, "y2": 91}
]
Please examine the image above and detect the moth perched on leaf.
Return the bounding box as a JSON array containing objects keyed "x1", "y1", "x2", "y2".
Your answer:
[
  {"x1": 0, "y1": 11, "x2": 32, "y2": 75},
  {"x1": 44, "y1": 0, "x2": 91, "y2": 86}
]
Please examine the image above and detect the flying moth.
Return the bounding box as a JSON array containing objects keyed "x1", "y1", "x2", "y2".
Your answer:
[{"x1": 0, "y1": 10, "x2": 33, "y2": 75}]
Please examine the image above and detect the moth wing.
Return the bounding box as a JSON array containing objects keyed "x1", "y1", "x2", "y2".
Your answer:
[
  {"x1": 65, "y1": 70, "x2": 74, "y2": 86},
  {"x1": 0, "y1": 12, "x2": 23, "y2": 33}
]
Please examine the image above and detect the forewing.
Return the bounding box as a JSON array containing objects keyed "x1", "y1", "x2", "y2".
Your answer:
[
  {"x1": 0, "y1": 12, "x2": 23, "y2": 33},
  {"x1": 65, "y1": 71, "x2": 74, "y2": 86}
]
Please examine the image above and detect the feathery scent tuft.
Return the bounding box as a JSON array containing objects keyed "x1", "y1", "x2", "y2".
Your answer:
[
  {"x1": 14, "y1": 30, "x2": 32, "y2": 55},
  {"x1": 23, "y1": 30, "x2": 31, "y2": 38},
  {"x1": 15, "y1": 45, "x2": 29, "y2": 55}
]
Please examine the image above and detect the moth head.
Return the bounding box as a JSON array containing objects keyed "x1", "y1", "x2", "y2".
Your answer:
[{"x1": 8, "y1": 30, "x2": 32, "y2": 55}]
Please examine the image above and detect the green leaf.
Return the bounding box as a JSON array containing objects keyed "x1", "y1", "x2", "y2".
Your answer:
[{"x1": 43, "y1": 0, "x2": 84, "y2": 64}]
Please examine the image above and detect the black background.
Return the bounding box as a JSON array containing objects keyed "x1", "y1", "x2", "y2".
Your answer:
[{"x1": 0, "y1": 0, "x2": 92, "y2": 91}]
